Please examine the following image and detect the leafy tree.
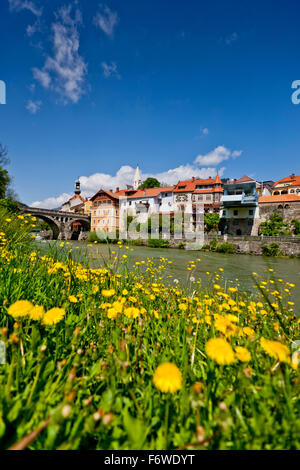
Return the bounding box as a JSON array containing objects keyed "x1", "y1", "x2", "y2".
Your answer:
[
  {"x1": 0, "y1": 198, "x2": 19, "y2": 213},
  {"x1": 139, "y1": 177, "x2": 160, "y2": 189},
  {"x1": 259, "y1": 212, "x2": 291, "y2": 236},
  {"x1": 204, "y1": 213, "x2": 220, "y2": 232},
  {"x1": 0, "y1": 144, "x2": 11, "y2": 199}
]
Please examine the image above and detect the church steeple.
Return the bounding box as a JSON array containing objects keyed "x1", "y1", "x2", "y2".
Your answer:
[
  {"x1": 75, "y1": 178, "x2": 81, "y2": 195},
  {"x1": 133, "y1": 165, "x2": 142, "y2": 190}
]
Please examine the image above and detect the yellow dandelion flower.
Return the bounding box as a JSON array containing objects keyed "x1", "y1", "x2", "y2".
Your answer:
[
  {"x1": 43, "y1": 308, "x2": 66, "y2": 326},
  {"x1": 235, "y1": 346, "x2": 251, "y2": 362},
  {"x1": 124, "y1": 307, "x2": 139, "y2": 319},
  {"x1": 69, "y1": 295, "x2": 78, "y2": 303},
  {"x1": 205, "y1": 337, "x2": 235, "y2": 365},
  {"x1": 8, "y1": 300, "x2": 33, "y2": 319},
  {"x1": 260, "y1": 337, "x2": 290, "y2": 363},
  {"x1": 102, "y1": 289, "x2": 115, "y2": 298},
  {"x1": 107, "y1": 308, "x2": 118, "y2": 319},
  {"x1": 153, "y1": 362, "x2": 182, "y2": 393},
  {"x1": 29, "y1": 305, "x2": 45, "y2": 321}
]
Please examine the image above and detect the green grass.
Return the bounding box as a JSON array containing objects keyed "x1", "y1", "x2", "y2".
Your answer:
[{"x1": 0, "y1": 210, "x2": 299, "y2": 450}]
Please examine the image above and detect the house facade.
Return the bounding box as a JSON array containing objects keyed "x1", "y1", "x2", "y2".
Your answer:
[
  {"x1": 221, "y1": 176, "x2": 260, "y2": 235},
  {"x1": 272, "y1": 174, "x2": 300, "y2": 196},
  {"x1": 119, "y1": 187, "x2": 175, "y2": 223},
  {"x1": 90, "y1": 189, "x2": 121, "y2": 234},
  {"x1": 173, "y1": 175, "x2": 223, "y2": 213}
]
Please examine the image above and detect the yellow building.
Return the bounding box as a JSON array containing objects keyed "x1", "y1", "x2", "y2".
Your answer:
[{"x1": 272, "y1": 173, "x2": 300, "y2": 196}]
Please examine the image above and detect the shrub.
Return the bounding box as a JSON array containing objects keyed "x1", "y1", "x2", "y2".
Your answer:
[
  {"x1": 262, "y1": 242, "x2": 280, "y2": 257},
  {"x1": 216, "y1": 242, "x2": 235, "y2": 254},
  {"x1": 147, "y1": 239, "x2": 169, "y2": 248}
]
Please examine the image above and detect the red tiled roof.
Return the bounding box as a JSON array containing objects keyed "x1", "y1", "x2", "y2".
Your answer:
[
  {"x1": 273, "y1": 174, "x2": 300, "y2": 187},
  {"x1": 122, "y1": 186, "x2": 174, "y2": 200},
  {"x1": 90, "y1": 189, "x2": 121, "y2": 201},
  {"x1": 259, "y1": 194, "x2": 300, "y2": 203},
  {"x1": 174, "y1": 175, "x2": 223, "y2": 193},
  {"x1": 226, "y1": 175, "x2": 256, "y2": 184}
]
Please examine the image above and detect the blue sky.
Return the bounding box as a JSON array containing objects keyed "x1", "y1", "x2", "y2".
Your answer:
[{"x1": 0, "y1": 0, "x2": 300, "y2": 208}]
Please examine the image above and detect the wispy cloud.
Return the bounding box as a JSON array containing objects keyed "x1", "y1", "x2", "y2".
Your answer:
[
  {"x1": 94, "y1": 5, "x2": 119, "y2": 37},
  {"x1": 223, "y1": 32, "x2": 238, "y2": 45},
  {"x1": 31, "y1": 147, "x2": 237, "y2": 208},
  {"x1": 26, "y1": 99, "x2": 42, "y2": 114},
  {"x1": 32, "y1": 5, "x2": 87, "y2": 104},
  {"x1": 8, "y1": 0, "x2": 42, "y2": 16},
  {"x1": 195, "y1": 146, "x2": 242, "y2": 166},
  {"x1": 101, "y1": 61, "x2": 121, "y2": 79}
]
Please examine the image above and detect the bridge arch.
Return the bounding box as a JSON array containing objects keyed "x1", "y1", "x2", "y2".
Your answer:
[{"x1": 35, "y1": 215, "x2": 60, "y2": 240}]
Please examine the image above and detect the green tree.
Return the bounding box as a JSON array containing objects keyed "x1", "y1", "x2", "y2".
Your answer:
[
  {"x1": 204, "y1": 213, "x2": 220, "y2": 232},
  {"x1": 139, "y1": 177, "x2": 160, "y2": 189},
  {"x1": 259, "y1": 212, "x2": 290, "y2": 236},
  {"x1": 0, "y1": 144, "x2": 11, "y2": 199}
]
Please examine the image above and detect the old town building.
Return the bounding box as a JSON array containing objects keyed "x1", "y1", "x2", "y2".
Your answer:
[
  {"x1": 90, "y1": 189, "x2": 123, "y2": 233},
  {"x1": 259, "y1": 193, "x2": 300, "y2": 224},
  {"x1": 221, "y1": 176, "x2": 260, "y2": 236},
  {"x1": 173, "y1": 175, "x2": 223, "y2": 214},
  {"x1": 272, "y1": 173, "x2": 300, "y2": 195}
]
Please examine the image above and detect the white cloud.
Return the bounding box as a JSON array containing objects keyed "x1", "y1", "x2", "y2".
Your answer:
[
  {"x1": 31, "y1": 154, "x2": 229, "y2": 209},
  {"x1": 26, "y1": 99, "x2": 42, "y2": 114},
  {"x1": 26, "y1": 19, "x2": 41, "y2": 37},
  {"x1": 195, "y1": 146, "x2": 242, "y2": 166},
  {"x1": 32, "y1": 68, "x2": 51, "y2": 88},
  {"x1": 232, "y1": 150, "x2": 242, "y2": 159},
  {"x1": 32, "y1": 5, "x2": 87, "y2": 104},
  {"x1": 201, "y1": 127, "x2": 209, "y2": 135},
  {"x1": 101, "y1": 61, "x2": 121, "y2": 79},
  {"x1": 8, "y1": 0, "x2": 42, "y2": 16},
  {"x1": 94, "y1": 5, "x2": 119, "y2": 37},
  {"x1": 31, "y1": 193, "x2": 73, "y2": 210}
]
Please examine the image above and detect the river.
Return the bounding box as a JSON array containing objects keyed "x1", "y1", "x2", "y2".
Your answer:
[{"x1": 40, "y1": 240, "x2": 300, "y2": 308}]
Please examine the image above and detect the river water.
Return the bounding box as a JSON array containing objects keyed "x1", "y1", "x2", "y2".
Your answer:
[{"x1": 42, "y1": 240, "x2": 300, "y2": 308}]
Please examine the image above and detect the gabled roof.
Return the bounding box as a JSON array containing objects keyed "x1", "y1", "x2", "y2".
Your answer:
[
  {"x1": 90, "y1": 189, "x2": 121, "y2": 201},
  {"x1": 174, "y1": 175, "x2": 223, "y2": 193},
  {"x1": 226, "y1": 175, "x2": 256, "y2": 185},
  {"x1": 273, "y1": 174, "x2": 300, "y2": 187},
  {"x1": 259, "y1": 194, "x2": 300, "y2": 203},
  {"x1": 120, "y1": 186, "x2": 174, "y2": 200}
]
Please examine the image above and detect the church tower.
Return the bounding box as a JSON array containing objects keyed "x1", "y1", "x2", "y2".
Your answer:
[
  {"x1": 133, "y1": 165, "x2": 142, "y2": 190},
  {"x1": 75, "y1": 178, "x2": 81, "y2": 195}
]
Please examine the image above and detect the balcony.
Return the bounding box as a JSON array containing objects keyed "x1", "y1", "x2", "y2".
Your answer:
[{"x1": 222, "y1": 192, "x2": 258, "y2": 206}]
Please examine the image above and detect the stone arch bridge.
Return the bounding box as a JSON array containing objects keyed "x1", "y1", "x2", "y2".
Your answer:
[{"x1": 18, "y1": 205, "x2": 90, "y2": 240}]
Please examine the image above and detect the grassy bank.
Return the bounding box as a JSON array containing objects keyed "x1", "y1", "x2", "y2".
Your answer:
[{"x1": 0, "y1": 209, "x2": 299, "y2": 450}]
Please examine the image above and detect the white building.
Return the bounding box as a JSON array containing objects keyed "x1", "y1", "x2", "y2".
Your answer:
[{"x1": 119, "y1": 187, "x2": 174, "y2": 222}]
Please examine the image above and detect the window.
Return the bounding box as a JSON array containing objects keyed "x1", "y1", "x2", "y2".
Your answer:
[
  {"x1": 206, "y1": 195, "x2": 211, "y2": 201},
  {"x1": 233, "y1": 220, "x2": 239, "y2": 226},
  {"x1": 249, "y1": 209, "x2": 254, "y2": 216},
  {"x1": 234, "y1": 209, "x2": 238, "y2": 216},
  {"x1": 198, "y1": 196, "x2": 203, "y2": 201},
  {"x1": 223, "y1": 210, "x2": 227, "y2": 216},
  {"x1": 248, "y1": 220, "x2": 253, "y2": 226}
]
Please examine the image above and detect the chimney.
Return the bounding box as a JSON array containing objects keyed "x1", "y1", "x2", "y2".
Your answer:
[
  {"x1": 116, "y1": 187, "x2": 120, "y2": 193},
  {"x1": 110, "y1": 189, "x2": 113, "y2": 193},
  {"x1": 192, "y1": 176, "x2": 195, "y2": 181},
  {"x1": 291, "y1": 173, "x2": 295, "y2": 179}
]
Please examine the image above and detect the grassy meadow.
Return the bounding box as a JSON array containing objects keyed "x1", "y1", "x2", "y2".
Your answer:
[{"x1": 0, "y1": 208, "x2": 299, "y2": 450}]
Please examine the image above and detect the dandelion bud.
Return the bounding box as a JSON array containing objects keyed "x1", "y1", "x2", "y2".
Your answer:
[
  {"x1": 10, "y1": 333, "x2": 19, "y2": 344},
  {"x1": 196, "y1": 426, "x2": 205, "y2": 443},
  {"x1": 1, "y1": 327, "x2": 8, "y2": 337},
  {"x1": 40, "y1": 345, "x2": 47, "y2": 352},
  {"x1": 192, "y1": 382, "x2": 203, "y2": 395}
]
